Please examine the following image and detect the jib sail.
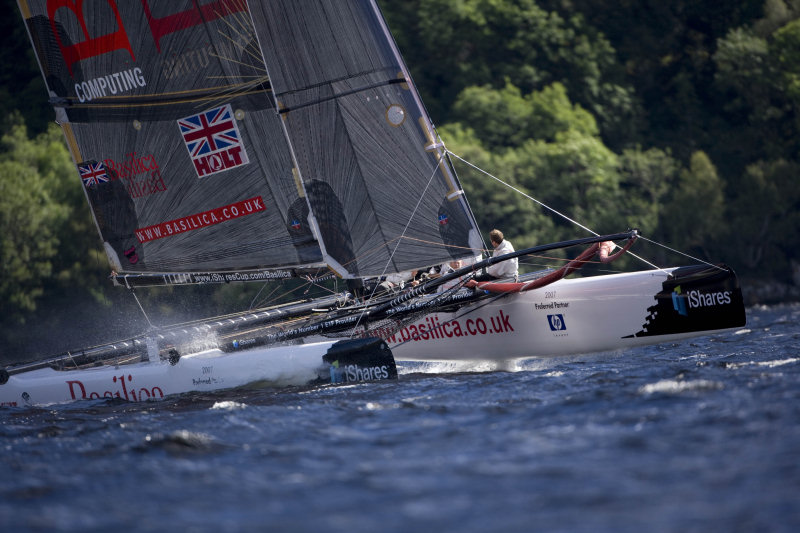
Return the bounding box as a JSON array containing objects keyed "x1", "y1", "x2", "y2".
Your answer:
[{"x1": 248, "y1": 0, "x2": 482, "y2": 278}]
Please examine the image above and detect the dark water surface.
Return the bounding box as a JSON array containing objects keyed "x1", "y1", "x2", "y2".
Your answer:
[{"x1": 2, "y1": 304, "x2": 799, "y2": 532}]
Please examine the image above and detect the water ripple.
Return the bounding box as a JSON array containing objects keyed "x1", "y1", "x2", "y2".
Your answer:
[{"x1": 2, "y1": 304, "x2": 800, "y2": 532}]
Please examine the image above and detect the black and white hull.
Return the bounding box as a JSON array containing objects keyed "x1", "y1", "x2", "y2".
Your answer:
[{"x1": 387, "y1": 265, "x2": 745, "y2": 361}]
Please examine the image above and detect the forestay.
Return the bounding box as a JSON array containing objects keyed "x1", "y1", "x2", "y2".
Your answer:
[{"x1": 19, "y1": 0, "x2": 482, "y2": 284}]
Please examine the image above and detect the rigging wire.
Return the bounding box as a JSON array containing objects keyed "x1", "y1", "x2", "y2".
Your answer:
[
  {"x1": 299, "y1": 273, "x2": 340, "y2": 298},
  {"x1": 447, "y1": 150, "x2": 597, "y2": 236},
  {"x1": 349, "y1": 158, "x2": 444, "y2": 336},
  {"x1": 638, "y1": 235, "x2": 723, "y2": 270},
  {"x1": 130, "y1": 289, "x2": 157, "y2": 330},
  {"x1": 446, "y1": 149, "x2": 673, "y2": 274},
  {"x1": 250, "y1": 279, "x2": 311, "y2": 310},
  {"x1": 249, "y1": 280, "x2": 283, "y2": 310},
  {"x1": 248, "y1": 270, "x2": 342, "y2": 311}
]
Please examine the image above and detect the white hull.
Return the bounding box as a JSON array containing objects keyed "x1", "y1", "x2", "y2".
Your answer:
[
  {"x1": 0, "y1": 339, "x2": 396, "y2": 407},
  {"x1": 0, "y1": 342, "x2": 333, "y2": 407},
  {"x1": 387, "y1": 267, "x2": 745, "y2": 361}
]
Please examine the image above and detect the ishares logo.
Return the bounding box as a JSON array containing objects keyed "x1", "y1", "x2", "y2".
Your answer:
[
  {"x1": 329, "y1": 360, "x2": 390, "y2": 383},
  {"x1": 672, "y1": 285, "x2": 732, "y2": 316},
  {"x1": 672, "y1": 285, "x2": 688, "y2": 316}
]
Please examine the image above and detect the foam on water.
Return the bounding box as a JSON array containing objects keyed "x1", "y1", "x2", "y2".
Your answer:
[
  {"x1": 210, "y1": 400, "x2": 247, "y2": 410},
  {"x1": 638, "y1": 378, "x2": 724, "y2": 395}
]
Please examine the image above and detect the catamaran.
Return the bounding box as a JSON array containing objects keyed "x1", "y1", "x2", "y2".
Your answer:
[{"x1": 1, "y1": 0, "x2": 746, "y2": 407}]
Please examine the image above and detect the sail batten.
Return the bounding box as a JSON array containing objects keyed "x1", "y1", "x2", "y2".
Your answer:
[{"x1": 277, "y1": 76, "x2": 406, "y2": 114}]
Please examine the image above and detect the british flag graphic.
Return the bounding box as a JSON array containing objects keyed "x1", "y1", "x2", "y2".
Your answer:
[
  {"x1": 177, "y1": 104, "x2": 249, "y2": 178},
  {"x1": 78, "y1": 162, "x2": 109, "y2": 187}
]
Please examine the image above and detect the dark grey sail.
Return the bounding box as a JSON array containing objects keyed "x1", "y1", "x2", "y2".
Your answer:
[
  {"x1": 19, "y1": 0, "x2": 481, "y2": 285},
  {"x1": 18, "y1": 0, "x2": 325, "y2": 282},
  {"x1": 247, "y1": 0, "x2": 482, "y2": 278}
]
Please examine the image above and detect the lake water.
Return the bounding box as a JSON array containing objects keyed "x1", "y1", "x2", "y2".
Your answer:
[{"x1": 1, "y1": 304, "x2": 798, "y2": 532}]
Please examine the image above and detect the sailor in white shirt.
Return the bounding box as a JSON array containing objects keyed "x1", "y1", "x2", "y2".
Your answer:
[{"x1": 475, "y1": 229, "x2": 518, "y2": 281}]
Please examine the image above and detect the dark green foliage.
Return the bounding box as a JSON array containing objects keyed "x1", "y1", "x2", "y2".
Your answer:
[
  {"x1": 0, "y1": 0, "x2": 51, "y2": 134},
  {"x1": 382, "y1": 0, "x2": 800, "y2": 282},
  {"x1": 384, "y1": 0, "x2": 637, "y2": 146}
]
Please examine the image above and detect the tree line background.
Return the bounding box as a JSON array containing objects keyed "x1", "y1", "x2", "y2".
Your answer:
[{"x1": 1, "y1": 0, "x2": 798, "y2": 360}]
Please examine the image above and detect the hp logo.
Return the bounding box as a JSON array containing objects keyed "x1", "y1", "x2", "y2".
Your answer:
[{"x1": 547, "y1": 314, "x2": 566, "y2": 331}]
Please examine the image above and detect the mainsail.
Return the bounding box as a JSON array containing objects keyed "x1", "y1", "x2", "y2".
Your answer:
[{"x1": 19, "y1": 0, "x2": 482, "y2": 284}]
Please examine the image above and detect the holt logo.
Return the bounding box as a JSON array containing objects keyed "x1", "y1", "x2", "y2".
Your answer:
[{"x1": 178, "y1": 104, "x2": 249, "y2": 178}]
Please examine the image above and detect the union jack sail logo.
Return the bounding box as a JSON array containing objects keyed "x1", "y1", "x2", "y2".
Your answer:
[
  {"x1": 177, "y1": 104, "x2": 249, "y2": 178},
  {"x1": 78, "y1": 162, "x2": 109, "y2": 187}
]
